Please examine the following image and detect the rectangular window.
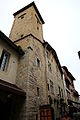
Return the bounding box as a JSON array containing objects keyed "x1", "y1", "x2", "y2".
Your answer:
[
  {"x1": 50, "y1": 80, "x2": 53, "y2": 94},
  {"x1": 18, "y1": 13, "x2": 26, "y2": 19},
  {"x1": 61, "y1": 89, "x2": 63, "y2": 98},
  {"x1": 48, "y1": 61, "x2": 52, "y2": 72},
  {"x1": 58, "y1": 86, "x2": 63, "y2": 98},
  {"x1": 37, "y1": 87, "x2": 39, "y2": 96},
  {"x1": 58, "y1": 86, "x2": 61, "y2": 97},
  {"x1": 0, "y1": 50, "x2": 10, "y2": 71},
  {"x1": 37, "y1": 58, "x2": 40, "y2": 67},
  {"x1": 48, "y1": 84, "x2": 49, "y2": 91}
]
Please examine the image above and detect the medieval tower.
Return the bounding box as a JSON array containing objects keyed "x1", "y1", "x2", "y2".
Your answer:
[
  {"x1": 9, "y1": 2, "x2": 65, "y2": 120},
  {"x1": 9, "y1": 2, "x2": 48, "y2": 120}
]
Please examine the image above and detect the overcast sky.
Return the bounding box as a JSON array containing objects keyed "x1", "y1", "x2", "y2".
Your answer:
[{"x1": 0, "y1": 0, "x2": 80, "y2": 94}]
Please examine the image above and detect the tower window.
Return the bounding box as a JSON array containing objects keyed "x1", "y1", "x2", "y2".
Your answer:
[
  {"x1": 37, "y1": 87, "x2": 39, "y2": 96},
  {"x1": 18, "y1": 13, "x2": 26, "y2": 19},
  {"x1": 50, "y1": 80, "x2": 54, "y2": 94},
  {"x1": 21, "y1": 34, "x2": 24, "y2": 38},
  {"x1": 48, "y1": 84, "x2": 49, "y2": 91},
  {"x1": 21, "y1": 16, "x2": 24, "y2": 19},
  {"x1": 37, "y1": 26, "x2": 39, "y2": 30},
  {"x1": 37, "y1": 58, "x2": 40, "y2": 67},
  {"x1": 0, "y1": 50, "x2": 10, "y2": 71},
  {"x1": 48, "y1": 61, "x2": 52, "y2": 72}
]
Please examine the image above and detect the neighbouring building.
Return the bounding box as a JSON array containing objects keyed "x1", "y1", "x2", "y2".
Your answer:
[
  {"x1": 62, "y1": 66, "x2": 79, "y2": 116},
  {"x1": 0, "y1": 31, "x2": 26, "y2": 120}
]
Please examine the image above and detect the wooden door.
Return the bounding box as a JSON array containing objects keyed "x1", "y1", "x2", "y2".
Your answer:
[{"x1": 39, "y1": 105, "x2": 54, "y2": 120}]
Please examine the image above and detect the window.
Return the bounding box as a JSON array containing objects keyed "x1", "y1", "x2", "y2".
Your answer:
[
  {"x1": 21, "y1": 34, "x2": 24, "y2": 38},
  {"x1": 37, "y1": 58, "x2": 40, "y2": 67},
  {"x1": 61, "y1": 89, "x2": 63, "y2": 98},
  {"x1": 58, "y1": 86, "x2": 63, "y2": 98},
  {"x1": 18, "y1": 13, "x2": 26, "y2": 19},
  {"x1": 50, "y1": 80, "x2": 54, "y2": 94},
  {"x1": 37, "y1": 87, "x2": 39, "y2": 96},
  {"x1": 48, "y1": 61, "x2": 52, "y2": 72},
  {"x1": 58, "y1": 86, "x2": 61, "y2": 97},
  {"x1": 0, "y1": 50, "x2": 10, "y2": 71},
  {"x1": 48, "y1": 84, "x2": 49, "y2": 91}
]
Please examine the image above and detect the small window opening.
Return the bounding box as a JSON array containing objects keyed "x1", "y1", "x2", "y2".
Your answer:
[
  {"x1": 18, "y1": 13, "x2": 26, "y2": 19},
  {"x1": 48, "y1": 61, "x2": 52, "y2": 72},
  {"x1": 37, "y1": 58, "x2": 40, "y2": 67},
  {"x1": 37, "y1": 26, "x2": 39, "y2": 30},
  {"x1": 21, "y1": 34, "x2": 24, "y2": 38},
  {"x1": 48, "y1": 84, "x2": 49, "y2": 91},
  {"x1": 50, "y1": 80, "x2": 54, "y2": 94},
  {"x1": 37, "y1": 87, "x2": 39, "y2": 96},
  {"x1": 21, "y1": 16, "x2": 24, "y2": 19}
]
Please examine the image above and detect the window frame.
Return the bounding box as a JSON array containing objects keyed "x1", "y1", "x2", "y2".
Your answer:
[{"x1": 0, "y1": 49, "x2": 10, "y2": 71}]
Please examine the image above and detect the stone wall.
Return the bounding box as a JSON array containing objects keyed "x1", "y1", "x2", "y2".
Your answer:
[
  {"x1": 16, "y1": 35, "x2": 48, "y2": 119},
  {"x1": 9, "y1": 6, "x2": 43, "y2": 43}
]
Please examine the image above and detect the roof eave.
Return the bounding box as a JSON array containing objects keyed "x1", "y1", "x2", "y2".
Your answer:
[
  {"x1": 0, "y1": 31, "x2": 24, "y2": 56},
  {"x1": 13, "y1": 1, "x2": 45, "y2": 24}
]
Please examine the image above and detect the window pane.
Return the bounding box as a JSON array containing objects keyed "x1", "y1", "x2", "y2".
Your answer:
[{"x1": 0, "y1": 50, "x2": 10, "y2": 71}]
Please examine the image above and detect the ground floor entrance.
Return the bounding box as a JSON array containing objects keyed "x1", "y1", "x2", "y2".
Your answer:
[
  {"x1": 39, "y1": 105, "x2": 54, "y2": 120},
  {"x1": 0, "y1": 92, "x2": 12, "y2": 120},
  {"x1": 0, "y1": 79, "x2": 26, "y2": 120}
]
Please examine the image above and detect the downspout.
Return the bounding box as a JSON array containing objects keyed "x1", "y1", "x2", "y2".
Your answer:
[{"x1": 44, "y1": 43, "x2": 49, "y2": 104}]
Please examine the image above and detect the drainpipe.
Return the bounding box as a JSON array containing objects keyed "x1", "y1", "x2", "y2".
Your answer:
[{"x1": 44, "y1": 43, "x2": 49, "y2": 104}]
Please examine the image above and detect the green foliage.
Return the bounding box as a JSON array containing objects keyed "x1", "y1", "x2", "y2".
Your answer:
[{"x1": 49, "y1": 95, "x2": 53, "y2": 105}]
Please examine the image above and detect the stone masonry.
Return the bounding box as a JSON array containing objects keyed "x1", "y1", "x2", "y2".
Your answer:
[{"x1": 9, "y1": 2, "x2": 65, "y2": 120}]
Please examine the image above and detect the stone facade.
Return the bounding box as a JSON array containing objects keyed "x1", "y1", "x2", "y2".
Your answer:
[
  {"x1": 43, "y1": 43, "x2": 65, "y2": 119},
  {"x1": 15, "y1": 35, "x2": 48, "y2": 119},
  {"x1": 62, "y1": 66, "x2": 79, "y2": 114},
  {"x1": 8, "y1": 2, "x2": 65, "y2": 120}
]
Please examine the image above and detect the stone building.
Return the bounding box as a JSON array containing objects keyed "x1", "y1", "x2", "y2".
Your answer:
[
  {"x1": 62, "y1": 66, "x2": 79, "y2": 115},
  {"x1": 0, "y1": 31, "x2": 26, "y2": 120},
  {"x1": 0, "y1": 2, "x2": 66, "y2": 120}
]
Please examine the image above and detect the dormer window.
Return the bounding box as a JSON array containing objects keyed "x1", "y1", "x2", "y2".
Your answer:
[{"x1": 0, "y1": 50, "x2": 10, "y2": 71}]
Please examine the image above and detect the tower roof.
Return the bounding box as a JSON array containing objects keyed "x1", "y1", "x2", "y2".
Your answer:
[{"x1": 13, "y1": 1, "x2": 45, "y2": 24}]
